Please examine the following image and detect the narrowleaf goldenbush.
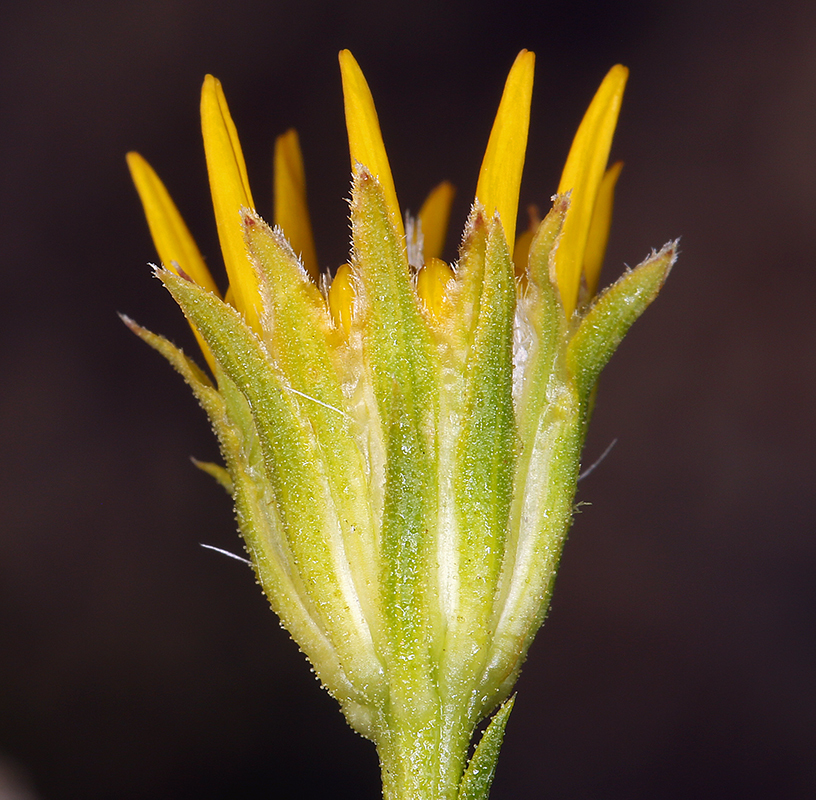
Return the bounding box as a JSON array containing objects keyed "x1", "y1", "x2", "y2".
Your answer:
[{"x1": 125, "y1": 50, "x2": 675, "y2": 800}]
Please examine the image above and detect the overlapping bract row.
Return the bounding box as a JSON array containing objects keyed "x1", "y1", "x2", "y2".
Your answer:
[{"x1": 126, "y1": 50, "x2": 675, "y2": 800}]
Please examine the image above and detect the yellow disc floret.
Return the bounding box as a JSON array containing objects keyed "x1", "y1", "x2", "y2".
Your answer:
[
  {"x1": 416, "y1": 257, "x2": 454, "y2": 322},
  {"x1": 328, "y1": 263, "x2": 356, "y2": 333}
]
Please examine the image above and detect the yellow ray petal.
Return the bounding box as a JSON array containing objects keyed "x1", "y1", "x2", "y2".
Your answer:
[
  {"x1": 126, "y1": 152, "x2": 220, "y2": 296},
  {"x1": 200, "y1": 74, "x2": 261, "y2": 331},
  {"x1": 583, "y1": 160, "x2": 623, "y2": 298},
  {"x1": 475, "y1": 49, "x2": 535, "y2": 257},
  {"x1": 416, "y1": 257, "x2": 454, "y2": 321},
  {"x1": 274, "y1": 129, "x2": 319, "y2": 282},
  {"x1": 339, "y1": 50, "x2": 403, "y2": 239},
  {"x1": 418, "y1": 181, "x2": 455, "y2": 262},
  {"x1": 126, "y1": 152, "x2": 219, "y2": 371},
  {"x1": 555, "y1": 64, "x2": 628, "y2": 316}
]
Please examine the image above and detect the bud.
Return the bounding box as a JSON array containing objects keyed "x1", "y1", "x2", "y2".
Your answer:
[{"x1": 126, "y1": 50, "x2": 675, "y2": 800}]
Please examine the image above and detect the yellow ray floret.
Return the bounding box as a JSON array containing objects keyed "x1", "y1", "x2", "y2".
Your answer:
[
  {"x1": 418, "y1": 181, "x2": 455, "y2": 262},
  {"x1": 555, "y1": 64, "x2": 628, "y2": 317},
  {"x1": 475, "y1": 49, "x2": 535, "y2": 257},
  {"x1": 583, "y1": 160, "x2": 623, "y2": 297},
  {"x1": 274, "y1": 129, "x2": 319, "y2": 282},
  {"x1": 126, "y1": 152, "x2": 219, "y2": 371},
  {"x1": 339, "y1": 50, "x2": 403, "y2": 240},
  {"x1": 200, "y1": 74, "x2": 261, "y2": 332},
  {"x1": 126, "y1": 152, "x2": 220, "y2": 295}
]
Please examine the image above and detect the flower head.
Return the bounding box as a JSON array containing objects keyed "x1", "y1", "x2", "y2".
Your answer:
[{"x1": 126, "y1": 50, "x2": 675, "y2": 800}]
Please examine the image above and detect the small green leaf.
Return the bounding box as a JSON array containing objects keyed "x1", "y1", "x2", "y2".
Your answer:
[
  {"x1": 350, "y1": 167, "x2": 437, "y2": 435},
  {"x1": 120, "y1": 313, "x2": 213, "y2": 393},
  {"x1": 191, "y1": 458, "x2": 233, "y2": 494},
  {"x1": 447, "y1": 207, "x2": 488, "y2": 342},
  {"x1": 381, "y1": 383, "x2": 431, "y2": 654},
  {"x1": 568, "y1": 241, "x2": 676, "y2": 403},
  {"x1": 244, "y1": 210, "x2": 384, "y2": 649},
  {"x1": 458, "y1": 696, "x2": 516, "y2": 800},
  {"x1": 157, "y1": 270, "x2": 385, "y2": 699},
  {"x1": 527, "y1": 193, "x2": 568, "y2": 297},
  {"x1": 517, "y1": 196, "x2": 568, "y2": 440},
  {"x1": 124, "y1": 313, "x2": 370, "y2": 718},
  {"x1": 446, "y1": 218, "x2": 516, "y2": 694},
  {"x1": 379, "y1": 383, "x2": 439, "y2": 732}
]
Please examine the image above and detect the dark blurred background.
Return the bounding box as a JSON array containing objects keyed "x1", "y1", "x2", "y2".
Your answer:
[{"x1": 1, "y1": 0, "x2": 815, "y2": 797}]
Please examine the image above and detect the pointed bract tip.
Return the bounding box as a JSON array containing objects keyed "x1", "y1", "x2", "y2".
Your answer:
[
  {"x1": 461, "y1": 202, "x2": 489, "y2": 246},
  {"x1": 350, "y1": 164, "x2": 380, "y2": 199},
  {"x1": 655, "y1": 239, "x2": 680, "y2": 283},
  {"x1": 551, "y1": 193, "x2": 571, "y2": 214},
  {"x1": 352, "y1": 162, "x2": 374, "y2": 181},
  {"x1": 118, "y1": 312, "x2": 139, "y2": 332}
]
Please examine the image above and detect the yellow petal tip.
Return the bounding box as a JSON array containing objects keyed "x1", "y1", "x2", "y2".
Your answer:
[
  {"x1": 339, "y1": 50, "x2": 403, "y2": 239},
  {"x1": 274, "y1": 128, "x2": 319, "y2": 281},
  {"x1": 475, "y1": 49, "x2": 535, "y2": 257},
  {"x1": 555, "y1": 64, "x2": 629, "y2": 316}
]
